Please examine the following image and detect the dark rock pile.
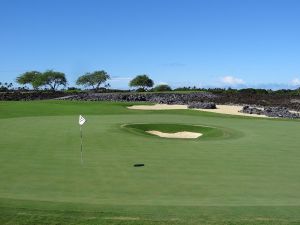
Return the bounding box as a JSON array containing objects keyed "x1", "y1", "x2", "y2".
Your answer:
[
  {"x1": 0, "y1": 91, "x2": 67, "y2": 101},
  {"x1": 188, "y1": 102, "x2": 217, "y2": 109},
  {"x1": 240, "y1": 105, "x2": 300, "y2": 119},
  {"x1": 264, "y1": 107, "x2": 300, "y2": 119},
  {"x1": 57, "y1": 92, "x2": 218, "y2": 105},
  {"x1": 240, "y1": 105, "x2": 264, "y2": 115}
]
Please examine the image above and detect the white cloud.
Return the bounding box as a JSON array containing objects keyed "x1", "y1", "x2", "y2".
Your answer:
[
  {"x1": 291, "y1": 78, "x2": 300, "y2": 86},
  {"x1": 220, "y1": 76, "x2": 245, "y2": 85}
]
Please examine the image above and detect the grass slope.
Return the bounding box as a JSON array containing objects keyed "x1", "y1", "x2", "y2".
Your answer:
[{"x1": 0, "y1": 101, "x2": 300, "y2": 224}]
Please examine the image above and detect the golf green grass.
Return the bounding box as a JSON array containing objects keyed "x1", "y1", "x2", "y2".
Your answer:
[
  {"x1": 1, "y1": 101, "x2": 300, "y2": 224},
  {"x1": 123, "y1": 123, "x2": 240, "y2": 140}
]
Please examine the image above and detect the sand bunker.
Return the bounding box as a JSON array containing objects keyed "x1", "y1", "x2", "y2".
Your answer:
[
  {"x1": 147, "y1": 130, "x2": 202, "y2": 139},
  {"x1": 196, "y1": 105, "x2": 267, "y2": 118},
  {"x1": 128, "y1": 104, "x2": 267, "y2": 118}
]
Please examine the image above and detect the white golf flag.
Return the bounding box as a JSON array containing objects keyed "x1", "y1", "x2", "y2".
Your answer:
[{"x1": 79, "y1": 115, "x2": 86, "y2": 126}]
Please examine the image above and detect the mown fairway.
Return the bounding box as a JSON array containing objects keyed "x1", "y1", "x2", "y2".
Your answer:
[{"x1": 1, "y1": 101, "x2": 300, "y2": 225}]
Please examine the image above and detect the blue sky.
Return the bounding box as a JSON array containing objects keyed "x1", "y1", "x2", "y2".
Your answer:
[{"x1": 0, "y1": 0, "x2": 300, "y2": 89}]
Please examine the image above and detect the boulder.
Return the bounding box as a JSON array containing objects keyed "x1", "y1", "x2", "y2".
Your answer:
[
  {"x1": 240, "y1": 105, "x2": 300, "y2": 119},
  {"x1": 263, "y1": 107, "x2": 300, "y2": 119},
  {"x1": 240, "y1": 105, "x2": 264, "y2": 115},
  {"x1": 188, "y1": 102, "x2": 217, "y2": 109}
]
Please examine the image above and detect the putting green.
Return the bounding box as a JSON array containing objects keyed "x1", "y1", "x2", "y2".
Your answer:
[
  {"x1": 1, "y1": 101, "x2": 300, "y2": 224},
  {"x1": 122, "y1": 123, "x2": 240, "y2": 140}
]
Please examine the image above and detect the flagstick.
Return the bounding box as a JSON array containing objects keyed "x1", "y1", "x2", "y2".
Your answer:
[
  {"x1": 79, "y1": 115, "x2": 86, "y2": 165},
  {"x1": 80, "y1": 125, "x2": 83, "y2": 164}
]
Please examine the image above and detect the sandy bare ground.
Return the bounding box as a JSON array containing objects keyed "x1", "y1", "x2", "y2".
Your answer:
[
  {"x1": 147, "y1": 130, "x2": 203, "y2": 139},
  {"x1": 128, "y1": 104, "x2": 267, "y2": 118},
  {"x1": 196, "y1": 105, "x2": 267, "y2": 117}
]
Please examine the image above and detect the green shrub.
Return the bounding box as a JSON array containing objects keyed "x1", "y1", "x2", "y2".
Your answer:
[{"x1": 153, "y1": 84, "x2": 172, "y2": 92}]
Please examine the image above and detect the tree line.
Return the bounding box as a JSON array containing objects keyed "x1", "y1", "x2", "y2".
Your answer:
[
  {"x1": 13, "y1": 70, "x2": 300, "y2": 95},
  {"x1": 14, "y1": 69, "x2": 170, "y2": 91}
]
